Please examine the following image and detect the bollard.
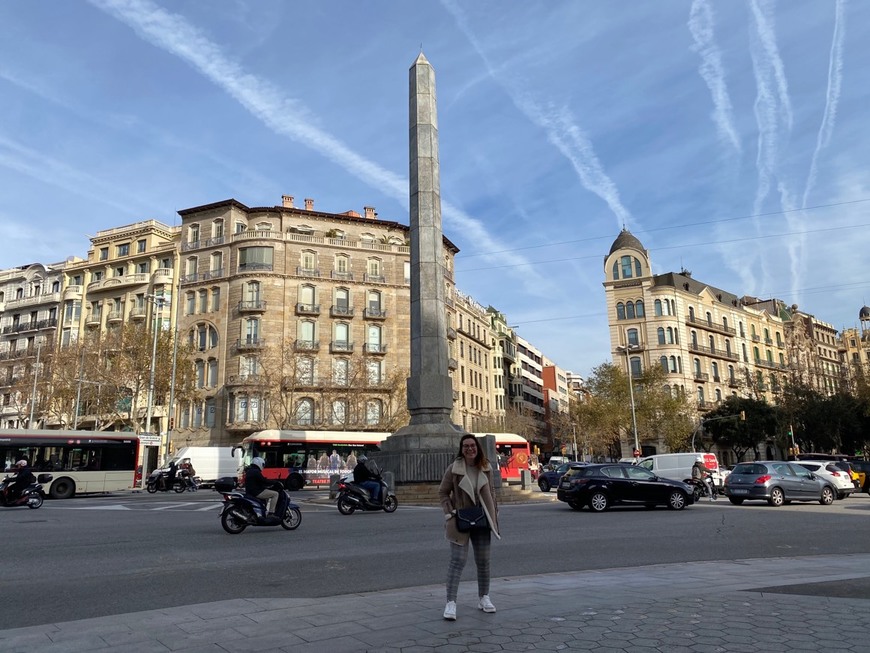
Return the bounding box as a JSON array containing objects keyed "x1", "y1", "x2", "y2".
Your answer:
[
  {"x1": 520, "y1": 468, "x2": 532, "y2": 490},
  {"x1": 329, "y1": 473, "x2": 340, "y2": 499}
]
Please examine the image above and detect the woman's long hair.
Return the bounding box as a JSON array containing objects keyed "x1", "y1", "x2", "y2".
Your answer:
[{"x1": 455, "y1": 433, "x2": 489, "y2": 468}]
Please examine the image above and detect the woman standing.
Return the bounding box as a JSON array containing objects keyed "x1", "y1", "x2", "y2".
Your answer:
[{"x1": 438, "y1": 433, "x2": 501, "y2": 621}]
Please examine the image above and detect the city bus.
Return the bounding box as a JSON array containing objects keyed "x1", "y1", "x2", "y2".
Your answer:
[
  {"x1": 235, "y1": 430, "x2": 531, "y2": 489},
  {"x1": 0, "y1": 429, "x2": 140, "y2": 499}
]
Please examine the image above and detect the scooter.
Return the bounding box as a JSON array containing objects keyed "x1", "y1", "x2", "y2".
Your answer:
[
  {"x1": 0, "y1": 473, "x2": 52, "y2": 509},
  {"x1": 216, "y1": 477, "x2": 302, "y2": 534},
  {"x1": 336, "y1": 475, "x2": 398, "y2": 514},
  {"x1": 146, "y1": 468, "x2": 188, "y2": 493},
  {"x1": 684, "y1": 474, "x2": 717, "y2": 502}
]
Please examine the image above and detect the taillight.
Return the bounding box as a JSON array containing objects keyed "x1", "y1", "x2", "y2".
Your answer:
[
  {"x1": 338, "y1": 482, "x2": 347, "y2": 490},
  {"x1": 831, "y1": 471, "x2": 843, "y2": 478},
  {"x1": 754, "y1": 475, "x2": 771, "y2": 485},
  {"x1": 571, "y1": 478, "x2": 590, "y2": 486}
]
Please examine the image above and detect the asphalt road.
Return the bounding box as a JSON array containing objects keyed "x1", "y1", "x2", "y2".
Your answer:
[{"x1": 3, "y1": 488, "x2": 870, "y2": 629}]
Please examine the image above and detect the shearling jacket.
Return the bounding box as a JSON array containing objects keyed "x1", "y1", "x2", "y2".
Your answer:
[{"x1": 438, "y1": 458, "x2": 501, "y2": 545}]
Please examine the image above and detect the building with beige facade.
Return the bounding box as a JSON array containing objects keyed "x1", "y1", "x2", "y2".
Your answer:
[
  {"x1": 448, "y1": 289, "x2": 494, "y2": 431},
  {"x1": 603, "y1": 228, "x2": 846, "y2": 459}
]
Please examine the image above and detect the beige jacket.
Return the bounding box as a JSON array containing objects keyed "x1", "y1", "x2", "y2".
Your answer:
[{"x1": 438, "y1": 458, "x2": 501, "y2": 545}]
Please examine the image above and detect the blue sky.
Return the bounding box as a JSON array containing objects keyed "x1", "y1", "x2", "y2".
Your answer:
[{"x1": 1, "y1": 1, "x2": 869, "y2": 380}]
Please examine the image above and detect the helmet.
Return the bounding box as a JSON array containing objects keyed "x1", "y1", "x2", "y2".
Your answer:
[
  {"x1": 251, "y1": 457, "x2": 265, "y2": 469},
  {"x1": 16, "y1": 460, "x2": 27, "y2": 467},
  {"x1": 358, "y1": 455, "x2": 368, "y2": 462}
]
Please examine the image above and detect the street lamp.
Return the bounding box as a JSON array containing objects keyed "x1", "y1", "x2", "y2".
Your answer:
[
  {"x1": 615, "y1": 344, "x2": 640, "y2": 458},
  {"x1": 142, "y1": 295, "x2": 165, "y2": 487}
]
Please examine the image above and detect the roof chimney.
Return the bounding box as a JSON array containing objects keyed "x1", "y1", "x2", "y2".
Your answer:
[
  {"x1": 364, "y1": 206, "x2": 376, "y2": 219},
  {"x1": 282, "y1": 195, "x2": 294, "y2": 208},
  {"x1": 304, "y1": 198, "x2": 314, "y2": 211}
]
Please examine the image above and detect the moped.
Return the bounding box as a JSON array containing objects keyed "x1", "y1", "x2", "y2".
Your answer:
[{"x1": 216, "y1": 477, "x2": 302, "y2": 534}]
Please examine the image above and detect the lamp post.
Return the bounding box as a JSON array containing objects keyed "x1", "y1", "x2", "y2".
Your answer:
[
  {"x1": 142, "y1": 295, "x2": 164, "y2": 487},
  {"x1": 615, "y1": 344, "x2": 640, "y2": 459},
  {"x1": 28, "y1": 340, "x2": 42, "y2": 428}
]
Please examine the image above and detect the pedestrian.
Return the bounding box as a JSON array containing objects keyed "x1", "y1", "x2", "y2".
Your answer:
[{"x1": 438, "y1": 434, "x2": 500, "y2": 621}]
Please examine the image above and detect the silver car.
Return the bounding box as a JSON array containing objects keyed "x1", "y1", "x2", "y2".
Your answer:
[{"x1": 724, "y1": 461, "x2": 835, "y2": 507}]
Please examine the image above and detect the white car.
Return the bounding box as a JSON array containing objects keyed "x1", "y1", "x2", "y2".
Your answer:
[{"x1": 795, "y1": 461, "x2": 855, "y2": 499}]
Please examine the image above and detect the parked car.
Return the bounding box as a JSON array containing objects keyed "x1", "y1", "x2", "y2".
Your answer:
[
  {"x1": 538, "y1": 462, "x2": 584, "y2": 492},
  {"x1": 556, "y1": 463, "x2": 694, "y2": 512},
  {"x1": 830, "y1": 461, "x2": 861, "y2": 490},
  {"x1": 794, "y1": 461, "x2": 855, "y2": 499},
  {"x1": 848, "y1": 460, "x2": 870, "y2": 493},
  {"x1": 724, "y1": 461, "x2": 836, "y2": 507}
]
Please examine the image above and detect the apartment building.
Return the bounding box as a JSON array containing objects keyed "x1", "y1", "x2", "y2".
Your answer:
[
  {"x1": 0, "y1": 261, "x2": 69, "y2": 428},
  {"x1": 173, "y1": 195, "x2": 459, "y2": 446},
  {"x1": 514, "y1": 335, "x2": 547, "y2": 444},
  {"x1": 839, "y1": 305, "x2": 870, "y2": 389},
  {"x1": 449, "y1": 289, "x2": 494, "y2": 431},
  {"x1": 604, "y1": 228, "x2": 800, "y2": 455},
  {"x1": 486, "y1": 307, "x2": 516, "y2": 429}
]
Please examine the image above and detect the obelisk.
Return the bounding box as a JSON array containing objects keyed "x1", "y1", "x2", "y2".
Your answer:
[{"x1": 378, "y1": 52, "x2": 465, "y2": 484}]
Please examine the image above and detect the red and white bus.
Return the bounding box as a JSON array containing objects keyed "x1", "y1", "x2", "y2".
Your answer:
[
  {"x1": 235, "y1": 430, "x2": 531, "y2": 489},
  {"x1": 0, "y1": 429, "x2": 140, "y2": 499}
]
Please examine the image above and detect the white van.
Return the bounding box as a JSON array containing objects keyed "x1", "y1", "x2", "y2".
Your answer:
[
  {"x1": 637, "y1": 452, "x2": 722, "y2": 487},
  {"x1": 168, "y1": 447, "x2": 238, "y2": 487}
]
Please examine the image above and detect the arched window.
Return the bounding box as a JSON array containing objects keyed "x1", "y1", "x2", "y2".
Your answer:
[
  {"x1": 753, "y1": 346, "x2": 760, "y2": 361},
  {"x1": 299, "y1": 320, "x2": 315, "y2": 346},
  {"x1": 706, "y1": 311, "x2": 712, "y2": 325},
  {"x1": 728, "y1": 365, "x2": 735, "y2": 382},
  {"x1": 210, "y1": 251, "x2": 223, "y2": 273},
  {"x1": 711, "y1": 361, "x2": 719, "y2": 380},
  {"x1": 630, "y1": 356, "x2": 642, "y2": 377},
  {"x1": 295, "y1": 398, "x2": 314, "y2": 426},
  {"x1": 296, "y1": 357, "x2": 314, "y2": 384},
  {"x1": 779, "y1": 353, "x2": 785, "y2": 366},
  {"x1": 627, "y1": 328, "x2": 639, "y2": 346},
  {"x1": 742, "y1": 343, "x2": 748, "y2": 362},
  {"x1": 195, "y1": 360, "x2": 205, "y2": 388},
  {"x1": 333, "y1": 358, "x2": 349, "y2": 385},
  {"x1": 621, "y1": 255, "x2": 634, "y2": 279},
  {"x1": 708, "y1": 335, "x2": 715, "y2": 350},
  {"x1": 725, "y1": 339, "x2": 732, "y2": 356},
  {"x1": 697, "y1": 387, "x2": 705, "y2": 404},
  {"x1": 626, "y1": 301, "x2": 636, "y2": 319},
  {"x1": 367, "y1": 324, "x2": 383, "y2": 352},
  {"x1": 766, "y1": 350, "x2": 773, "y2": 363},
  {"x1": 245, "y1": 281, "x2": 261, "y2": 303},
  {"x1": 207, "y1": 359, "x2": 218, "y2": 387},
  {"x1": 715, "y1": 389, "x2": 722, "y2": 402},
  {"x1": 776, "y1": 332, "x2": 783, "y2": 347},
  {"x1": 212, "y1": 219, "x2": 224, "y2": 239},
  {"x1": 670, "y1": 356, "x2": 678, "y2": 373},
  {"x1": 616, "y1": 303, "x2": 626, "y2": 320},
  {"x1": 657, "y1": 327, "x2": 665, "y2": 345},
  {"x1": 612, "y1": 261, "x2": 619, "y2": 280},
  {"x1": 635, "y1": 258, "x2": 642, "y2": 277},
  {"x1": 723, "y1": 316, "x2": 728, "y2": 330},
  {"x1": 691, "y1": 331, "x2": 698, "y2": 347},
  {"x1": 667, "y1": 327, "x2": 675, "y2": 344},
  {"x1": 331, "y1": 399, "x2": 348, "y2": 425},
  {"x1": 694, "y1": 358, "x2": 702, "y2": 376},
  {"x1": 299, "y1": 284, "x2": 315, "y2": 309},
  {"x1": 660, "y1": 356, "x2": 668, "y2": 372},
  {"x1": 688, "y1": 306, "x2": 695, "y2": 321},
  {"x1": 654, "y1": 299, "x2": 663, "y2": 316},
  {"x1": 635, "y1": 301, "x2": 645, "y2": 317}
]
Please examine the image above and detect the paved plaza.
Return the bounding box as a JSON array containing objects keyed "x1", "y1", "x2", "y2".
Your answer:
[{"x1": 2, "y1": 553, "x2": 869, "y2": 652}]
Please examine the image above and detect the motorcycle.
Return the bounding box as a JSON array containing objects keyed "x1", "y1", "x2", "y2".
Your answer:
[
  {"x1": 0, "y1": 473, "x2": 52, "y2": 509},
  {"x1": 336, "y1": 475, "x2": 398, "y2": 514},
  {"x1": 684, "y1": 475, "x2": 717, "y2": 502},
  {"x1": 216, "y1": 477, "x2": 302, "y2": 535},
  {"x1": 145, "y1": 468, "x2": 188, "y2": 494}
]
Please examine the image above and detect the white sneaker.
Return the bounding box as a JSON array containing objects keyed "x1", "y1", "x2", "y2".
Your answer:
[
  {"x1": 478, "y1": 595, "x2": 496, "y2": 613},
  {"x1": 443, "y1": 600, "x2": 456, "y2": 620}
]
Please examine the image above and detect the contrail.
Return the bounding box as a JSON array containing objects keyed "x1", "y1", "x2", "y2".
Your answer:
[
  {"x1": 748, "y1": 0, "x2": 793, "y2": 130},
  {"x1": 688, "y1": 0, "x2": 741, "y2": 153},
  {"x1": 89, "y1": 0, "x2": 547, "y2": 291},
  {"x1": 441, "y1": 0, "x2": 632, "y2": 230},
  {"x1": 802, "y1": 0, "x2": 847, "y2": 209}
]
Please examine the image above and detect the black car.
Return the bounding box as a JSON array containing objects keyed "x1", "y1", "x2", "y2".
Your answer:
[
  {"x1": 538, "y1": 462, "x2": 585, "y2": 492},
  {"x1": 556, "y1": 463, "x2": 695, "y2": 512}
]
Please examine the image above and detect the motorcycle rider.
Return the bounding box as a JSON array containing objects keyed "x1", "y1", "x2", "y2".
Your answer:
[
  {"x1": 353, "y1": 455, "x2": 382, "y2": 504},
  {"x1": 691, "y1": 460, "x2": 716, "y2": 501},
  {"x1": 4, "y1": 459, "x2": 35, "y2": 503},
  {"x1": 245, "y1": 457, "x2": 279, "y2": 517}
]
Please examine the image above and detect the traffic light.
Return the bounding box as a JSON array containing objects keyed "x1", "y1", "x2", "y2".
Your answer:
[{"x1": 169, "y1": 418, "x2": 174, "y2": 430}]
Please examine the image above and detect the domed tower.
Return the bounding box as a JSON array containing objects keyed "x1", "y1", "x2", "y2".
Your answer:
[
  {"x1": 603, "y1": 228, "x2": 652, "y2": 345},
  {"x1": 860, "y1": 305, "x2": 870, "y2": 336}
]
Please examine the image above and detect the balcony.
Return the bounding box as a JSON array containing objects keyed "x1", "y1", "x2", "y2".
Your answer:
[
  {"x1": 238, "y1": 300, "x2": 267, "y2": 313},
  {"x1": 448, "y1": 357, "x2": 458, "y2": 370},
  {"x1": 727, "y1": 378, "x2": 740, "y2": 388},
  {"x1": 85, "y1": 313, "x2": 102, "y2": 327},
  {"x1": 684, "y1": 315, "x2": 736, "y2": 336},
  {"x1": 201, "y1": 268, "x2": 225, "y2": 281},
  {"x1": 237, "y1": 263, "x2": 273, "y2": 274},
  {"x1": 129, "y1": 306, "x2": 147, "y2": 320},
  {"x1": 295, "y1": 303, "x2": 320, "y2": 316},
  {"x1": 151, "y1": 268, "x2": 174, "y2": 284},
  {"x1": 236, "y1": 337, "x2": 266, "y2": 351},
  {"x1": 226, "y1": 374, "x2": 266, "y2": 387},
  {"x1": 364, "y1": 273, "x2": 386, "y2": 284},
  {"x1": 330, "y1": 341, "x2": 354, "y2": 354},
  {"x1": 363, "y1": 307, "x2": 387, "y2": 320},
  {"x1": 4, "y1": 291, "x2": 61, "y2": 309},
  {"x1": 364, "y1": 343, "x2": 387, "y2": 355},
  {"x1": 688, "y1": 342, "x2": 738, "y2": 361},
  {"x1": 233, "y1": 229, "x2": 281, "y2": 243},
  {"x1": 751, "y1": 334, "x2": 760, "y2": 342},
  {"x1": 330, "y1": 305, "x2": 354, "y2": 318},
  {"x1": 447, "y1": 327, "x2": 457, "y2": 340},
  {"x1": 283, "y1": 375, "x2": 318, "y2": 389},
  {"x1": 87, "y1": 273, "x2": 149, "y2": 292},
  {"x1": 693, "y1": 371, "x2": 709, "y2": 382},
  {"x1": 294, "y1": 339, "x2": 320, "y2": 352},
  {"x1": 331, "y1": 270, "x2": 354, "y2": 281},
  {"x1": 106, "y1": 310, "x2": 124, "y2": 323},
  {"x1": 63, "y1": 285, "x2": 83, "y2": 300},
  {"x1": 295, "y1": 267, "x2": 321, "y2": 278}
]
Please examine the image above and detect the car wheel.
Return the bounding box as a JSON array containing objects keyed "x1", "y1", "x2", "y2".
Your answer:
[
  {"x1": 568, "y1": 500, "x2": 583, "y2": 511},
  {"x1": 538, "y1": 479, "x2": 550, "y2": 492},
  {"x1": 819, "y1": 486, "x2": 835, "y2": 505},
  {"x1": 589, "y1": 492, "x2": 609, "y2": 512},
  {"x1": 667, "y1": 491, "x2": 687, "y2": 510},
  {"x1": 728, "y1": 497, "x2": 744, "y2": 505},
  {"x1": 768, "y1": 487, "x2": 785, "y2": 507}
]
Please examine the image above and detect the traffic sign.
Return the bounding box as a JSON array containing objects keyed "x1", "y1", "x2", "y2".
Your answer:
[{"x1": 139, "y1": 434, "x2": 161, "y2": 445}]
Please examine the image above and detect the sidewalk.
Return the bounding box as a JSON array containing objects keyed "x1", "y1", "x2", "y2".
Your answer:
[{"x1": 2, "y1": 554, "x2": 869, "y2": 652}]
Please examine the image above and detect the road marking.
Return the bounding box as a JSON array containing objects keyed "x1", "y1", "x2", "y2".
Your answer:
[{"x1": 151, "y1": 502, "x2": 201, "y2": 510}]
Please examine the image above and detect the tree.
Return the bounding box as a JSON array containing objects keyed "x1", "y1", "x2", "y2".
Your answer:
[{"x1": 705, "y1": 396, "x2": 777, "y2": 462}]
